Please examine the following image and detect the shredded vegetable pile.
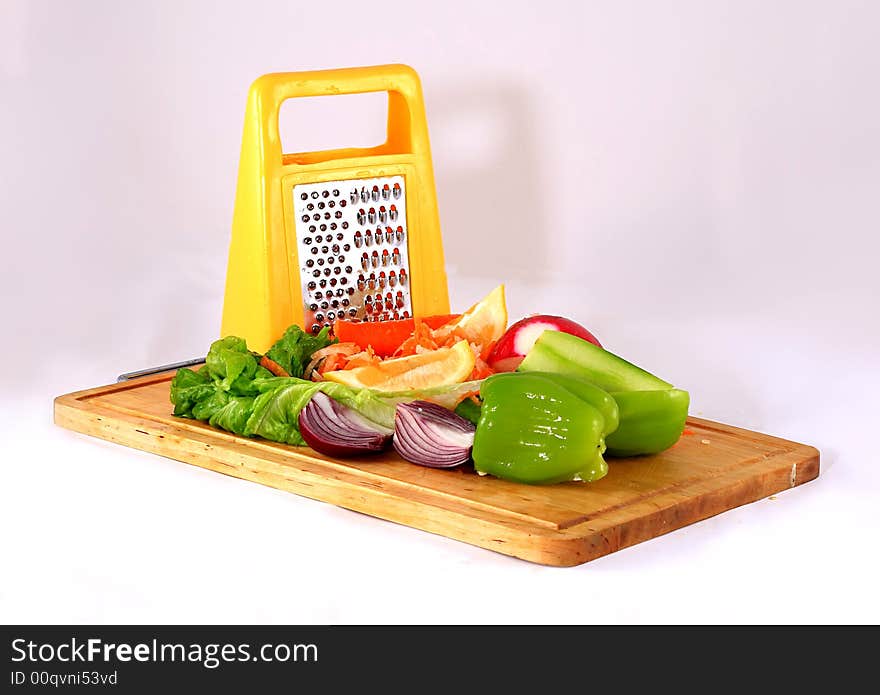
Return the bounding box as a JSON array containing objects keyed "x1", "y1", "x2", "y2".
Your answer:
[{"x1": 305, "y1": 319, "x2": 496, "y2": 382}]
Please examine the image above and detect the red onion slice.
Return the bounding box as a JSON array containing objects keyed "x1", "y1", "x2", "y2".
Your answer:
[
  {"x1": 299, "y1": 392, "x2": 392, "y2": 457},
  {"x1": 392, "y1": 400, "x2": 476, "y2": 468}
]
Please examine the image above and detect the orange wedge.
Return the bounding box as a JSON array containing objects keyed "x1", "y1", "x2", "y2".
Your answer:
[
  {"x1": 437, "y1": 284, "x2": 508, "y2": 345},
  {"x1": 322, "y1": 339, "x2": 475, "y2": 392}
]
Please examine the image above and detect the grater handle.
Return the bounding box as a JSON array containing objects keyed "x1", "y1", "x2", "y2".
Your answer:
[{"x1": 249, "y1": 64, "x2": 430, "y2": 161}]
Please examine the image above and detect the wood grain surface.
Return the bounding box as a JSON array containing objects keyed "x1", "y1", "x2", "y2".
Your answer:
[{"x1": 54, "y1": 372, "x2": 820, "y2": 566}]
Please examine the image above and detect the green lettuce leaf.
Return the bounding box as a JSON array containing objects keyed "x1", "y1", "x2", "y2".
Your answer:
[
  {"x1": 332, "y1": 385, "x2": 397, "y2": 431},
  {"x1": 208, "y1": 396, "x2": 256, "y2": 435},
  {"x1": 244, "y1": 380, "x2": 322, "y2": 445},
  {"x1": 265, "y1": 325, "x2": 334, "y2": 378},
  {"x1": 204, "y1": 336, "x2": 261, "y2": 392},
  {"x1": 191, "y1": 389, "x2": 231, "y2": 421},
  {"x1": 170, "y1": 367, "x2": 215, "y2": 417}
]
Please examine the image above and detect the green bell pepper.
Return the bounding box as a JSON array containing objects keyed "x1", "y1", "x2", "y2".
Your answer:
[
  {"x1": 472, "y1": 373, "x2": 614, "y2": 485},
  {"x1": 605, "y1": 389, "x2": 690, "y2": 457},
  {"x1": 517, "y1": 330, "x2": 672, "y2": 392},
  {"x1": 459, "y1": 372, "x2": 618, "y2": 434},
  {"x1": 527, "y1": 371, "x2": 619, "y2": 436}
]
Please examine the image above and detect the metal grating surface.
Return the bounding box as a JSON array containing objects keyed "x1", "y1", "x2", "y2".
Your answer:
[{"x1": 292, "y1": 176, "x2": 412, "y2": 334}]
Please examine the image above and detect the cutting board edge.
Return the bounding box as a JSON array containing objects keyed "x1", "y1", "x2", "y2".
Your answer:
[
  {"x1": 53, "y1": 389, "x2": 820, "y2": 567},
  {"x1": 569, "y1": 445, "x2": 819, "y2": 565}
]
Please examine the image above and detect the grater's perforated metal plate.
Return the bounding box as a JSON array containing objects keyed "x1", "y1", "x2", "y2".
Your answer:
[{"x1": 292, "y1": 176, "x2": 412, "y2": 335}]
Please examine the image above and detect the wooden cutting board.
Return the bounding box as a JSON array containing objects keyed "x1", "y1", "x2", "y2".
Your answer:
[{"x1": 54, "y1": 372, "x2": 819, "y2": 567}]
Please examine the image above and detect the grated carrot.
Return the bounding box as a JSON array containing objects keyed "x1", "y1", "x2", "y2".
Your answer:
[
  {"x1": 311, "y1": 342, "x2": 360, "y2": 360},
  {"x1": 394, "y1": 319, "x2": 439, "y2": 357},
  {"x1": 319, "y1": 354, "x2": 342, "y2": 373},
  {"x1": 343, "y1": 346, "x2": 380, "y2": 370},
  {"x1": 479, "y1": 339, "x2": 497, "y2": 362},
  {"x1": 468, "y1": 354, "x2": 495, "y2": 381},
  {"x1": 259, "y1": 355, "x2": 290, "y2": 377}
]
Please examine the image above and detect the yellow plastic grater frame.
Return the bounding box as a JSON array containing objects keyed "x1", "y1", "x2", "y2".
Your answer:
[{"x1": 221, "y1": 64, "x2": 450, "y2": 354}]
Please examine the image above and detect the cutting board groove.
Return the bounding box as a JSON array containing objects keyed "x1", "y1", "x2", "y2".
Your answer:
[{"x1": 54, "y1": 372, "x2": 819, "y2": 566}]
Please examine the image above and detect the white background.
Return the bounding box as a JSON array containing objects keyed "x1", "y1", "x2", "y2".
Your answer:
[{"x1": 2, "y1": 0, "x2": 878, "y2": 623}]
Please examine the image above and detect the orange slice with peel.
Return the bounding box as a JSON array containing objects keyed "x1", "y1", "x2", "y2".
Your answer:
[
  {"x1": 322, "y1": 339, "x2": 475, "y2": 392},
  {"x1": 435, "y1": 284, "x2": 508, "y2": 346}
]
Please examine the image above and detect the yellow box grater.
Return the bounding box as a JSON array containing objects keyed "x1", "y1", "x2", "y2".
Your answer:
[{"x1": 220, "y1": 64, "x2": 450, "y2": 354}]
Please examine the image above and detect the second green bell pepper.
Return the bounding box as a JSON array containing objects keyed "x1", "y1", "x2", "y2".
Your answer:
[{"x1": 605, "y1": 389, "x2": 690, "y2": 457}]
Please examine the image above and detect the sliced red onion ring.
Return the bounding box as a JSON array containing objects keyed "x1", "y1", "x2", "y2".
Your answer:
[
  {"x1": 393, "y1": 400, "x2": 475, "y2": 468},
  {"x1": 299, "y1": 392, "x2": 392, "y2": 457}
]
